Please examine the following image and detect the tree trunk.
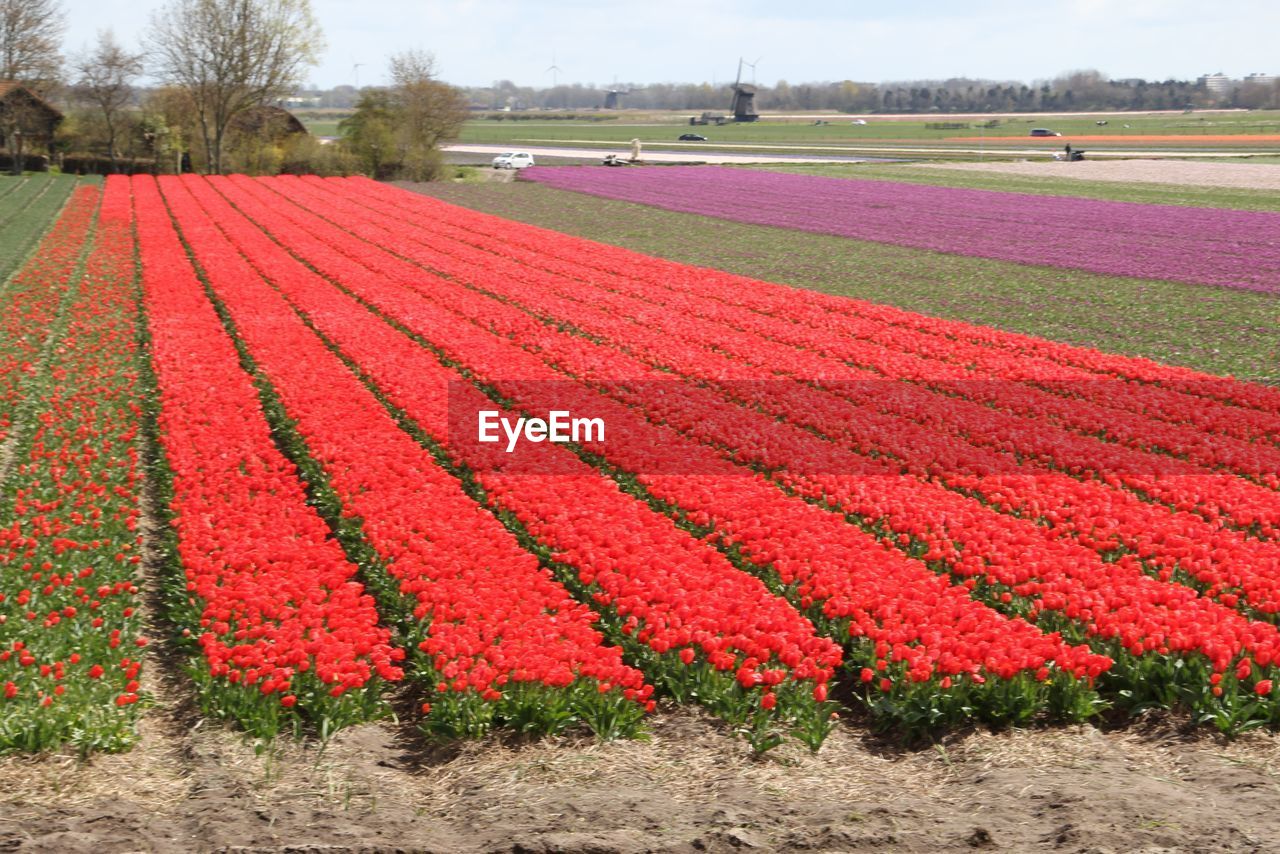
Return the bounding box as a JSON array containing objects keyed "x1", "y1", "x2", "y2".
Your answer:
[
  {"x1": 212, "y1": 125, "x2": 224, "y2": 174},
  {"x1": 105, "y1": 116, "x2": 118, "y2": 172},
  {"x1": 198, "y1": 113, "x2": 215, "y2": 175}
]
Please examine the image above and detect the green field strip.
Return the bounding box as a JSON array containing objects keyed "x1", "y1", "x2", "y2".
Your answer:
[
  {"x1": 418, "y1": 181, "x2": 1280, "y2": 383},
  {"x1": 458, "y1": 111, "x2": 1280, "y2": 146},
  {"x1": 0, "y1": 175, "x2": 80, "y2": 293},
  {"x1": 0, "y1": 174, "x2": 56, "y2": 231},
  {"x1": 0, "y1": 175, "x2": 30, "y2": 203}
]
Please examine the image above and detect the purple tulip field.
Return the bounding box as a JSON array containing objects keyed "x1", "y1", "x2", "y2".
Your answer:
[{"x1": 523, "y1": 166, "x2": 1280, "y2": 295}]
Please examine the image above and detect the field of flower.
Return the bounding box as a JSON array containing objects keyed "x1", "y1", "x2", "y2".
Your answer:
[
  {"x1": 5, "y1": 171, "x2": 1280, "y2": 764},
  {"x1": 0, "y1": 173, "x2": 80, "y2": 285},
  {"x1": 524, "y1": 166, "x2": 1280, "y2": 295}
]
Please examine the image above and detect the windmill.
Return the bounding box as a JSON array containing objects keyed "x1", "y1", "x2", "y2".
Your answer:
[
  {"x1": 546, "y1": 52, "x2": 563, "y2": 87},
  {"x1": 730, "y1": 56, "x2": 761, "y2": 122},
  {"x1": 604, "y1": 85, "x2": 644, "y2": 109},
  {"x1": 351, "y1": 61, "x2": 365, "y2": 89}
]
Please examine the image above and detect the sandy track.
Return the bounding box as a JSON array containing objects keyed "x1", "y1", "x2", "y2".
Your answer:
[
  {"x1": 7, "y1": 709, "x2": 1280, "y2": 852},
  {"x1": 922, "y1": 159, "x2": 1280, "y2": 190}
]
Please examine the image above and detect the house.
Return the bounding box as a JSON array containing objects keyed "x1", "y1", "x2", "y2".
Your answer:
[
  {"x1": 229, "y1": 105, "x2": 308, "y2": 142},
  {"x1": 0, "y1": 81, "x2": 63, "y2": 158}
]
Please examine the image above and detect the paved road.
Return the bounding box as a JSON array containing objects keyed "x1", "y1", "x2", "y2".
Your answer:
[
  {"x1": 443, "y1": 143, "x2": 888, "y2": 165},
  {"x1": 446, "y1": 141, "x2": 1267, "y2": 163}
]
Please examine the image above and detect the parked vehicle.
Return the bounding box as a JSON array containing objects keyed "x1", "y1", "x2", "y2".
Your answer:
[
  {"x1": 678, "y1": 133, "x2": 707, "y2": 141},
  {"x1": 1029, "y1": 128, "x2": 1062, "y2": 137},
  {"x1": 492, "y1": 152, "x2": 535, "y2": 169}
]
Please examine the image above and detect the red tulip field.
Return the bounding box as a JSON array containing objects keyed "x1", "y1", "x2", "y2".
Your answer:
[
  {"x1": 5, "y1": 169, "x2": 1280, "y2": 849},
  {"x1": 5, "y1": 172, "x2": 1280, "y2": 757}
]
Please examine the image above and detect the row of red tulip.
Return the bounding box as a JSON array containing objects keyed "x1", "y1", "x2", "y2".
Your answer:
[
  {"x1": 210, "y1": 174, "x2": 1116, "y2": 734},
  {"x1": 130, "y1": 176, "x2": 404, "y2": 739},
  {"x1": 290, "y1": 176, "x2": 1280, "y2": 618},
  {"x1": 152, "y1": 175, "x2": 661, "y2": 742},
  {"x1": 167, "y1": 173, "x2": 858, "y2": 750},
  {"x1": 0, "y1": 184, "x2": 151, "y2": 752},
  {"x1": 360, "y1": 176, "x2": 1280, "y2": 425},
  {"x1": 479, "y1": 240, "x2": 1280, "y2": 488},
  {"x1": 352, "y1": 176, "x2": 1280, "y2": 460},
  {"x1": 342, "y1": 179, "x2": 1280, "y2": 507},
  {"x1": 0, "y1": 185, "x2": 96, "y2": 448},
  {"x1": 277, "y1": 177, "x2": 1280, "y2": 730},
  {"x1": 347, "y1": 214, "x2": 1280, "y2": 619}
]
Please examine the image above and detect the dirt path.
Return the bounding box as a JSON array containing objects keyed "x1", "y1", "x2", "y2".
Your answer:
[
  {"x1": 922, "y1": 159, "x2": 1280, "y2": 190},
  {"x1": 5, "y1": 709, "x2": 1280, "y2": 852}
]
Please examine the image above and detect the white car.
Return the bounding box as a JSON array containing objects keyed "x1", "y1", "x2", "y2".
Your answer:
[{"x1": 492, "y1": 151, "x2": 535, "y2": 169}]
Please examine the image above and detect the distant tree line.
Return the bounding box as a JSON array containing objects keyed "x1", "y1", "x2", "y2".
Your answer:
[
  {"x1": 0, "y1": 0, "x2": 467, "y2": 178},
  {"x1": 461, "y1": 69, "x2": 1280, "y2": 113}
]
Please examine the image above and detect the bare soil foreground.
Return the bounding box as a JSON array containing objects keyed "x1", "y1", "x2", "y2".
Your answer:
[
  {"x1": 6, "y1": 703, "x2": 1280, "y2": 853},
  {"x1": 923, "y1": 159, "x2": 1280, "y2": 191}
]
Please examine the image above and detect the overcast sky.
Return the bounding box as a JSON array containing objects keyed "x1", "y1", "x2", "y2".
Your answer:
[{"x1": 61, "y1": 0, "x2": 1279, "y2": 89}]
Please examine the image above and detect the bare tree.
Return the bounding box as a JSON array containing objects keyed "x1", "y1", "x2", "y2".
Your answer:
[
  {"x1": 148, "y1": 0, "x2": 322, "y2": 173},
  {"x1": 0, "y1": 0, "x2": 65, "y2": 89},
  {"x1": 388, "y1": 49, "x2": 467, "y2": 181},
  {"x1": 73, "y1": 31, "x2": 143, "y2": 170}
]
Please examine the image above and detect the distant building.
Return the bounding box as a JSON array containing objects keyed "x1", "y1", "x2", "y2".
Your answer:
[
  {"x1": 230, "y1": 105, "x2": 308, "y2": 141},
  {"x1": 0, "y1": 81, "x2": 62, "y2": 158},
  {"x1": 1243, "y1": 73, "x2": 1277, "y2": 86},
  {"x1": 730, "y1": 83, "x2": 758, "y2": 122},
  {"x1": 1198, "y1": 72, "x2": 1232, "y2": 94}
]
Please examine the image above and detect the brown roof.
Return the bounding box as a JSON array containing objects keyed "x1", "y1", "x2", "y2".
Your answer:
[
  {"x1": 230, "y1": 105, "x2": 307, "y2": 138},
  {"x1": 0, "y1": 80, "x2": 63, "y2": 119}
]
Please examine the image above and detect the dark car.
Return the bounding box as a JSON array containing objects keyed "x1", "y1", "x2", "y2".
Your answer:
[
  {"x1": 1029, "y1": 128, "x2": 1062, "y2": 137},
  {"x1": 678, "y1": 133, "x2": 707, "y2": 141}
]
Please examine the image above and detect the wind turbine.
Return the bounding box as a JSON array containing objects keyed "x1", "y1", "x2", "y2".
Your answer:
[
  {"x1": 737, "y1": 56, "x2": 762, "y2": 86},
  {"x1": 352, "y1": 61, "x2": 365, "y2": 89},
  {"x1": 547, "y1": 52, "x2": 563, "y2": 87}
]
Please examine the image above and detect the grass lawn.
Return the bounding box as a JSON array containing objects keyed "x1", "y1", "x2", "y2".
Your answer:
[{"x1": 414, "y1": 179, "x2": 1279, "y2": 383}]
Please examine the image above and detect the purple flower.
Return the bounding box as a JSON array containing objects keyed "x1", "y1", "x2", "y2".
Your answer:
[{"x1": 523, "y1": 166, "x2": 1280, "y2": 295}]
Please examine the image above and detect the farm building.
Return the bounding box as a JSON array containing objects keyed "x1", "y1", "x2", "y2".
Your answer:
[
  {"x1": 229, "y1": 105, "x2": 308, "y2": 142},
  {"x1": 0, "y1": 81, "x2": 62, "y2": 163}
]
